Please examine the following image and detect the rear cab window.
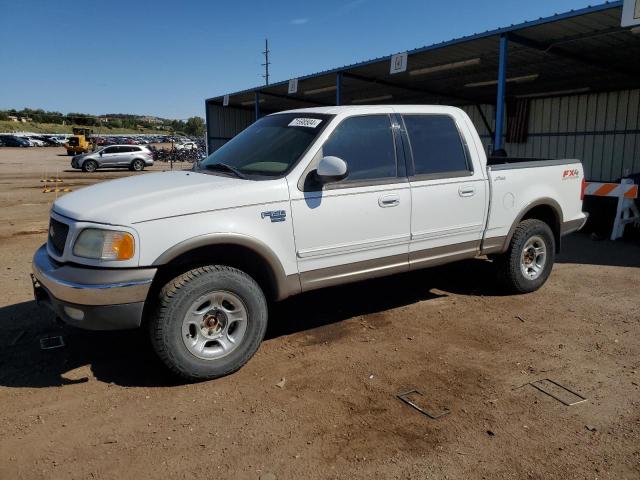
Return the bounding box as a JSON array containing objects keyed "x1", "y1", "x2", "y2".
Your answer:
[{"x1": 401, "y1": 114, "x2": 472, "y2": 179}]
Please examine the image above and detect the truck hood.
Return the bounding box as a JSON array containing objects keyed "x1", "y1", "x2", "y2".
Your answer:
[{"x1": 52, "y1": 171, "x2": 290, "y2": 225}]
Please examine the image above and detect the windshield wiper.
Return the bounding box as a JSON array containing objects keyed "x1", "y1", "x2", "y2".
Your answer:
[{"x1": 203, "y1": 162, "x2": 247, "y2": 179}]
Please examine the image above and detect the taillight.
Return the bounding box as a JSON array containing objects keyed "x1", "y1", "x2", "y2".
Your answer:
[{"x1": 580, "y1": 178, "x2": 586, "y2": 201}]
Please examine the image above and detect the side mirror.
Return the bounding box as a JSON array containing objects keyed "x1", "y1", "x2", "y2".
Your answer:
[
  {"x1": 316, "y1": 156, "x2": 348, "y2": 183},
  {"x1": 99, "y1": 151, "x2": 103, "y2": 156}
]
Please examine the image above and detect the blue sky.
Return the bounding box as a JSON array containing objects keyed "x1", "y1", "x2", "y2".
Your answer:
[{"x1": 1, "y1": 0, "x2": 597, "y2": 119}]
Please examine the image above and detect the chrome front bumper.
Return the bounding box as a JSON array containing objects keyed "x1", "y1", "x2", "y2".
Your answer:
[{"x1": 31, "y1": 244, "x2": 156, "y2": 330}]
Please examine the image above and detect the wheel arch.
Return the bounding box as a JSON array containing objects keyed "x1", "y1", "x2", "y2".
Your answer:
[
  {"x1": 503, "y1": 198, "x2": 563, "y2": 253},
  {"x1": 150, "y1": 233, "x2": 300, "y2": 302}
]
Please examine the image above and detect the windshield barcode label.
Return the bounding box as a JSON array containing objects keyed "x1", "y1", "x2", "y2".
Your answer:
[{"x1": 288, "y1": 118, "x2": 322, "y2": 128}]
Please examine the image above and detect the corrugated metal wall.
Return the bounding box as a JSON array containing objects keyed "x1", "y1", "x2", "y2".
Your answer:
[
  {"x1": 206, "y1": 103, "x2": 254, "y2": 153},
  {"x1": 462, "y1": 88, "x2": 640, "y2": 181}
]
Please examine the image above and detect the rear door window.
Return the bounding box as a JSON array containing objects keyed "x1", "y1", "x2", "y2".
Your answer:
[
  {"x1": 402, "y1": 115, "x2": 471, "y2": 176},
  {"x1": 321, "y1": 115, "x2": 397, "y2": 183}
]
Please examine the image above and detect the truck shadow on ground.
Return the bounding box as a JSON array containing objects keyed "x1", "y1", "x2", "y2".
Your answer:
[
  {"x1": 556, "y1": 233, "x2": 640, "y2": 268},
  {"x1": 1, "y1": 233, "x2": 636, "y2": 390},
  {"x1": 0, "y1": 258, "x2": 504, "y2": 389}
]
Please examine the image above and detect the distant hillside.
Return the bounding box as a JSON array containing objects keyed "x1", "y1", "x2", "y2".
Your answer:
[
  {"x1": 0, "y1": 120, "x2": 167, "y2": 135},
  {"x1": 0, "y1": 109, "x2": 205, "y2": 136}
]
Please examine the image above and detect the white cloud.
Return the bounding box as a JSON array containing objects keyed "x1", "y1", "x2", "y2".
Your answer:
[{"x1": 290, "y1": 18, "x2": 309, "y2": 25}]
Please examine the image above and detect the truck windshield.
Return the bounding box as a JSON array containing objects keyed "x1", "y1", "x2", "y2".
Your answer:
[{"x1": 198, "y1": 113, "x2": 332, "y2": 178}]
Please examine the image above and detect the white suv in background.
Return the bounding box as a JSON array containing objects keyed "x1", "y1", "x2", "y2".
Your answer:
[{"x1": 71, "y1": 145, "x2": 154, "y2": 172}]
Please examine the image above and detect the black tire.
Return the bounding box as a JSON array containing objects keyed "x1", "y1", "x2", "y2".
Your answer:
[
  {"x1": 82, "y1": 160, "x2": 98, "y2": 173},
  {"x1": 66, "y1": 151, "x2": 74, "y2": 156},
  {"x1": 149, "y1": 265, "x2": 268, "y2": 381},
  {"x1": 495, "y1": 219, "x2": 555, "y2": 294},
  {"x1": 130, "y1": 159, "x2": 145, "y2": 171}
]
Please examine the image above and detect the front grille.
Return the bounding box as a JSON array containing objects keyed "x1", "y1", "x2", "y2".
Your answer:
[{"x1": 48, "y1": 218, "x2": 69, "y2": 256}]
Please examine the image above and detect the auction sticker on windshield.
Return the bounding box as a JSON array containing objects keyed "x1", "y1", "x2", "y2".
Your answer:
[{"x1": 288, "y1": 118, "x2": 323, "y2": 128}]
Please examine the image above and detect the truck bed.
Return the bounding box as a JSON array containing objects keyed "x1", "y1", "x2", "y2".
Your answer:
[
  {"x1": 483, "y1": 156, "x2": 585, "y2": 249},
  {"x1": 487, "y1": 156, "x2": 578, "y2": 169}
]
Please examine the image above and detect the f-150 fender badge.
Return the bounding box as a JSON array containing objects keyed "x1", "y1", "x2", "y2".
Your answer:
[{"x1": 261, "y1": 210, "x2": 286, "y2": 222}]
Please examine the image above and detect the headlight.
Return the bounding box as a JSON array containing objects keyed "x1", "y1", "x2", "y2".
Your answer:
[{"x1": 73, "y1": 229, "x2": 135, "y2": 260}]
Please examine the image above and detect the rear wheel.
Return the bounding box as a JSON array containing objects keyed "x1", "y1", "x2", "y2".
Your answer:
[
  {"x1": 495, "y1": 219, "x2": 555, "y2": 293},
  {"x1": 130, "y1": 159, "x2": 145, "y2": 171},
  {"x1": 82, "y1": 160, "x2": 98, "y2": 172},
  {"x1": 149, "y1": 265, "x2": 268, "y2": 381}
]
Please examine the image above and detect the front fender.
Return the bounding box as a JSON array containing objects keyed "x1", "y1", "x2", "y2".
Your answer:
[{"x1": 152, "y1": 232, "x2": 300, "y2": 300}]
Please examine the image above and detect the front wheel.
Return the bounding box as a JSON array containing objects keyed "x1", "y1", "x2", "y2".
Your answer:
[
  {"x1": 149, "y1": 265, "x2": 268, "y2": 381},
  {"x1": 495, "y1": 219, "x2": 555, "y2": 293}
]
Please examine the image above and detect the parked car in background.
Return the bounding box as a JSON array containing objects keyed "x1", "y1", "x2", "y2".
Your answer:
[
  {"x1": 175, "y1": 141, "x2": 198, "y2": 151},
  {"x1": 26, "y1": 137, "x2": 46, "y2": 147},
  {"x1": 15, "y1": 136, "x2": 39, "y2": 147},
  {"x1": 0, "y1": 135, "x2": 31, "y2": 147},
  {"x1": 33, "y1": 135, "x2": 59, "y2": 146},
  {"x1": 71, "y1": 145, "x2": 154, "y2": 172},
  {"x1": 50, "y1": 135, "x2": 69, "y2": 145}
]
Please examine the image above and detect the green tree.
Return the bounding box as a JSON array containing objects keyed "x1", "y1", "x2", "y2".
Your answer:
[{"x1": 184, "y1": 116, "x2": 205, "y2": 137}]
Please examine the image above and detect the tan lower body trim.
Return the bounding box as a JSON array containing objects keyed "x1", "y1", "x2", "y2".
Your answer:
[
  {"x1": 299, "y1": 253, "x2": 409, "y2": 292},
  {"x1": 298, "y1": 241, "x2": 484, "y2": 293},
  {"x1": 480, "y1": 235, "x2": 507, "y2": 255},
  {"x1": 409, "y1": 240, "x2": 479, "y2": 269}
]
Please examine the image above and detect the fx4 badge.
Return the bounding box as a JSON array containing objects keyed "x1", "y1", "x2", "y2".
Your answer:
[
  {"x1": 261, "y1": 210, "x2": 286, "y2": 222},
  {"x1": 562, "y1": 169, "x2": 580, "y2": 180}
]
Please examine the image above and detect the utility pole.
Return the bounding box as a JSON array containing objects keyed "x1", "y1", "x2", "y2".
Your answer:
[{"x1": 261, "y1": 38, "x2": 270, "y2": 86}]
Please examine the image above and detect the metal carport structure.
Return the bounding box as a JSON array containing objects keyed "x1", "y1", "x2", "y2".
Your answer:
[{"x1": 206, "y1": 1, "x2": 640, "y2": 181}]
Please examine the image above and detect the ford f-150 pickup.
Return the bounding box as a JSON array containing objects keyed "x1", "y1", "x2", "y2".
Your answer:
[{"x1": 32, "y1": 105, "x2": 587, "y2": 380}]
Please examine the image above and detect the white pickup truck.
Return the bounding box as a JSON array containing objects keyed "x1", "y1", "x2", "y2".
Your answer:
[{"x1": 32, "y1": 105, "x2": 586, "y2": 380}]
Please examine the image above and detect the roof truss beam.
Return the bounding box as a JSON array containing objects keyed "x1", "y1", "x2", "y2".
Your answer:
[
  {"x1": 507, "y1": 32, "x2": 638, "y2": 79},
  {"x1": 258, "y1": 90, "x2": 333, "y2": 107},
  {"x1": 341, "y1": 72, "x2": 482, "y2": 105}
]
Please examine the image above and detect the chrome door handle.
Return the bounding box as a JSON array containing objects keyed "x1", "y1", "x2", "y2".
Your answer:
[
  {"x1": 458, "y1": 185, "x2": 476, "y2": 197},
  {"x1": 379, "y1": 194, "x2": 400, "y2": 207}
]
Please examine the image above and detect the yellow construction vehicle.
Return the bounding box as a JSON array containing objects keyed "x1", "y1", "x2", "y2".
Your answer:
[{"x1": 64, "y1": 127, "x2": 94, "y2": 156}]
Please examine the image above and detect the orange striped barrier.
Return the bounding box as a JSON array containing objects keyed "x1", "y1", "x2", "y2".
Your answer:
[
  {"x1": 584, "y1": 179, "x2": 639, "y2": 240},
  {"x1": 584, "y1": 182, "x2": 638, "y2": 199}
]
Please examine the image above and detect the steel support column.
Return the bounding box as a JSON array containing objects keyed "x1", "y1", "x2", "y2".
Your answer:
[
  {"x1": 494, "y1": 34, "x2": 508, "y2": 151},
  {"x1": 336, "y1": 72, "x2": 342, "y2": 106},
  {"x1": 255, "y1": 91, "x2": 261, "y2": 120}
]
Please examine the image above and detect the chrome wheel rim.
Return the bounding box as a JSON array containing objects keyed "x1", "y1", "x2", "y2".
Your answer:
[
  {"x1": 521, "y1": 235, "x2": 546, "y2": 280},
  {"x1": 133, "y1": 160, "x2": 143, "y2": 170},
  {"x1": 181, "y1": 290, "x2": 248, "y2": 360}
]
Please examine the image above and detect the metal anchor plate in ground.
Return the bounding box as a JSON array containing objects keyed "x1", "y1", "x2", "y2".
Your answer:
[
  {"x1": 526, "y1": 378, "x2": 587, "y2": 406},
  {"x1": 396, "y1": 389, "x2": 450, "y2": 419}
]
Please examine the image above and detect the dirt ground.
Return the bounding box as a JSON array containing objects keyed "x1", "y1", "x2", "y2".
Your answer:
[{"x1": 0, "y1": 147, "x2": 638, "y2": 480}]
